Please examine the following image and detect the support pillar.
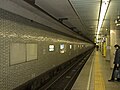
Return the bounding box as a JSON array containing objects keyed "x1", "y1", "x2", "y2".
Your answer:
[{"x1": 106, "y1": 31, "x2": 110, "y2": 61}]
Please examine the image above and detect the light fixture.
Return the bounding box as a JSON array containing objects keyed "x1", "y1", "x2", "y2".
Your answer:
[
  {"x1": 116, "y1": 23, "x2": 120, "y2": 26},
  {"x1": 115, "y1": 15, "x2": 120, "y2": 26},
  {"x1": 96, "y1": 0, "x2": 110, "y2": 43}
]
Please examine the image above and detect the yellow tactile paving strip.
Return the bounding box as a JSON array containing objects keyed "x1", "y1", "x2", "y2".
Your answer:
[{"x1": 94, "y1": 52, "x2": 105, "y2": 90}]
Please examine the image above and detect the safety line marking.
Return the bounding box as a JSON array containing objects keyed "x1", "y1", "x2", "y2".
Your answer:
[
  {"x1": 94, "y1": 52, "x2": 105, "y2": 90},
  {"x1": 87, "y1": 52, "x2": 95, "y2": 90}
]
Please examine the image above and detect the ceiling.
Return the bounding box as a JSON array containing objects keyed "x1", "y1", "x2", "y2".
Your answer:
[
  {"x1": 10, "y1": 0, "x2": 120, "y2": 42},
  {"x1": 104, "y1": 0, "x2": 120, "y2": 30},
  {"x1": 35, "y1": 0, "x2": 100, "y2": 42}
]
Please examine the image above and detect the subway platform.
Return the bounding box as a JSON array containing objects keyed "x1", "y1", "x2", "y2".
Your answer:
[{"x1": 71, "y1": 50, "x2": 120, "y2": 90}]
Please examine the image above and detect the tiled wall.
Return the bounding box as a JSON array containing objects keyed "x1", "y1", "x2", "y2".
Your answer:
[{"x1": 0, "y1": 8, "x2": 90, "y2": 90}]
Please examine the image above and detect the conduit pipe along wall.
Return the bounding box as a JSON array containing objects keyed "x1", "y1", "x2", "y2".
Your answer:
[{"x1": 24, "y1": 0, "x2": 93, "y2": 43}]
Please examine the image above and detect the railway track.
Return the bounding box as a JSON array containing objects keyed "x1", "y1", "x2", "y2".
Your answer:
[{"x1": 39, "y1": 49, "x2": 93, "y2": 90}]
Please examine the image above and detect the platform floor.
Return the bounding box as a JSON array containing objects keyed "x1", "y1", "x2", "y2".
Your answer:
[{"x1": 71, "y1": 50, "x2": 120, "y2": 90}]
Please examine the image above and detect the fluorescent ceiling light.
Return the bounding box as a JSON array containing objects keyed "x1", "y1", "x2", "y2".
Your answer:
[{"x1": 96, "y1": 0, "x2": 110, "y2": 42}]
